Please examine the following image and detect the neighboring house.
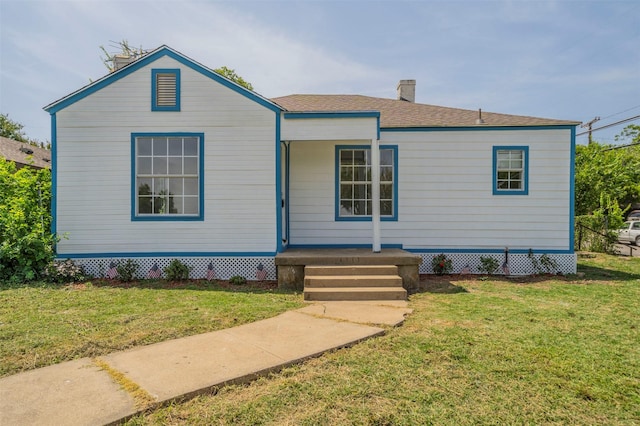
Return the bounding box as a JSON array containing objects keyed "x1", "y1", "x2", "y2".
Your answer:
[
  {"x1": 44, "y1": 45, "x2": 579, "y2": 280},
  {"x1": 0, "y1": 136, "x2": 51, "y2": 169}
]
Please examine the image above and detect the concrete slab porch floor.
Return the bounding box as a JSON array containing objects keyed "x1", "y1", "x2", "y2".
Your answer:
[
  {"x1": 275, "y1": 248, "x2": 422, "y2": 292},
  {"x1": 0, "y1": 301, "x2": 412, "y2": 426}
]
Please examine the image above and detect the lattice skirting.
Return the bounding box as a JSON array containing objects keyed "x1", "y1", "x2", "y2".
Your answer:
[
  {"x1": 66, "y1": 252, "x2": 576, "y2": 279},
  {"x1": 415, "y1": 252, "x2": 577, "y2": 275},
  {"x1": 71, "y1": 257, "x2": 276, "y2": 281}
]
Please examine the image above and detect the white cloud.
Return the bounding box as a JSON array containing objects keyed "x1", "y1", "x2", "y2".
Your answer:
[
  {"x1": 0, "y1": 0, "x2": 638, "y2": 144},
  {"x1": 135, "y1": 1, "x2": 391, "y2": 97},
  {"x1": 1, "y1": 0, "x2": 392, "y2": 141},
  {"x1": 10, "y1": 0, "x2": 391, "y2": 97}
]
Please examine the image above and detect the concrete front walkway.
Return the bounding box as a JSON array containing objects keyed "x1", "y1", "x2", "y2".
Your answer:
[{"x1": 0, "y1": 301, "x2": 412, "y2": 426}]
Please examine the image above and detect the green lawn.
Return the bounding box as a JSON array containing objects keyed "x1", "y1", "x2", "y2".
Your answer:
[
  {"x1": 129, "y1": 254, "x2": 639, "y2": 425},
  {"x1": 2, "y1": 254, "x2": 639, "y2": 424},
  {"x1": 0, "y1": 280, "x2": 304, "y2": 377}
]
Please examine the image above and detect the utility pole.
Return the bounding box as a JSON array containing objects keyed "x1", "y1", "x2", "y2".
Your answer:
[{"x1": 581, "y1": 116, "x2": 601, "y2": 144}]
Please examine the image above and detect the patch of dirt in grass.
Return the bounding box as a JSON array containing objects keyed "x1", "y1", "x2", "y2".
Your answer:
[{"x1": 417, "y1": 275, "x2": 470, "y2": 293}]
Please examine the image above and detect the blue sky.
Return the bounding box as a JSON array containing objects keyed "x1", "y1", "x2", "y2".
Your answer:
[{"x1": 1, "y1": 0, "x2": 638, "y2": 145}]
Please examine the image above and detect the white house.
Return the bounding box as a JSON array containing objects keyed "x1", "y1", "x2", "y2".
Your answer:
[{"x1": 44, "y1": 45, "x2": 579, "y2": 284}]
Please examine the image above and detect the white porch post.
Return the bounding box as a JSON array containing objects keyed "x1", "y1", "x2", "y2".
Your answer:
[{"x1": 371, "y1": 138, "x2": 381, "y2": 252}]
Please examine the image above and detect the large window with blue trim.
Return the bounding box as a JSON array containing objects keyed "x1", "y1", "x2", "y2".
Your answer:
[
  {"x1": 493, "y1": 146, "x2": 528, "y2": 195},
  {"x1": 132, "y1": 133, "x2": 204, "y2": 220},
  {"x1": 336, "y1": 145, "x2": 397, "y2": 221},
  {"x1": 151, "y1": 69, "x2": 180, "y2": 111}
]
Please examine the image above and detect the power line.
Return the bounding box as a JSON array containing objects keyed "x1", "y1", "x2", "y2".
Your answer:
[
  {"x1": 576, "y1": 115, "x2": 640, "y2": 136},
  {"x1": 599, "y1": 104, "x2": 640, "y2": 121},
  {"x1": 603, "y1": 142, "x2": 640, "y2": 151}
]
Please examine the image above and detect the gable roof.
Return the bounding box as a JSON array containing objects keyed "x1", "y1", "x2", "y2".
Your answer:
[
  {"x1": 44, "y1": 45, "x2": 578, "y2": 129},
  {"x1": 44, "y1": 45, "x2": 282, "y2": 114},
  {"x1": 0, "y1": 136, "x2": 51, "y2": 169},
  {"x1": 272, "y1": 94, "x2": 579, "y2": 128}
]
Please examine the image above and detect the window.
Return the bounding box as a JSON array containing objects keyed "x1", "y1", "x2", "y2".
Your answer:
[
  {"x1": 336, "y1": 145, "x2": 397, "y2": 221},
  {"x1": 493, "y1": 146, "x2": 528, "y2": 195},
  {"x1": 132, "y1": 133, "x2": 203, "y2": 221},
  {"x1": 151, "y1": 69, "x2": 180, "y2": 111}
]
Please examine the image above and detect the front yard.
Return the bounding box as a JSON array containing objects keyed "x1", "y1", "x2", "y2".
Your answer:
[
  {"x1": 1, "y1": 253, "x2": 639, "y2": 424},
  {"x1": 0, "y1": 280, "x2": 303, "y2": 377}
]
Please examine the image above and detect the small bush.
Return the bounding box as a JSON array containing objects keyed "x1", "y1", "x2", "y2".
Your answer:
[
  {"x1": 229, "y1": 275, "x2": 247, "y2": 285},
  {"x1": 478, "y1": 256, "x2": 499, "y2": 275},
  {"x1": 431, "y1": 254, "x2": 453, "y2": 275},
  {"x1": 44, "y1": 259, "x2": 86, "y2": 283},
  {"x1": 116, "y1": 259, "x2": 139, "y2": 282},
  {"x1": 528, "y1": 250, "x2": 559, "y2": 274},
  {"x1": 164, "y1": 259, "x2": 192, "y2": 281}
]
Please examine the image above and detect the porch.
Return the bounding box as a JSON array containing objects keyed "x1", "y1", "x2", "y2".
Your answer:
[{"x1": 275, "y1": 248, "x2": 422, "y2": 293}]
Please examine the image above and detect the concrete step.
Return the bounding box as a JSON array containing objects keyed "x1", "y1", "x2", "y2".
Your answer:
[
  {"x1": 304, "y1": 287, "x2": 408, "y2": 301},
  {"x1": 304, "y1": 275, "x2": 403, "y2": 288},
  {"x1": 305, "y1": 265, "x2": 398, "y2": 276}
]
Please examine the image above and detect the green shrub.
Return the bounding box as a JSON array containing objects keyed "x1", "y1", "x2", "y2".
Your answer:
[
  {"x1": 229, "y1": 275, "x2": 247, "y2": 285},
  {"x1": 528, "y1": 250, "x2": 559, "y2": 274},
  {"x1": 0, "y1": 159, "x2": 56, "y2": 282},
  {"x1": 43, "y1": 259, "x2": 86, "y2": 283},
  {"x1": 478, "y1": 256, "x2": 499, "y2": 275},
  {"x1": 116, "y1": 259, "x2": 140, "y2": 282},
  {"x1": 164, "y1": 259, "x2": 192, "y2": 281},
  {"x1": 431, "y1": 254, "x2": 453, "y2": 275}
]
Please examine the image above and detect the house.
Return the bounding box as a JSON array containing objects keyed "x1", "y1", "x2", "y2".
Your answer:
[
  {"x1": 0, "y1": 136, "x2": 51, "y2": 169},
  {"x1": 44, "y1": 45, "x2": 579, "y2": 285}
]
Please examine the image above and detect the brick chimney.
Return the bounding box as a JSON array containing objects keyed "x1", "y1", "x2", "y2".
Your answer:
[{"x1": 396, "y1": 79, "x2": 416, "y2": 102}]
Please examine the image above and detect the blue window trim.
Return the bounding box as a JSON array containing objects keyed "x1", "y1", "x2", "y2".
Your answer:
[
  {"x1": 131, "y1": 132, "x2": 205, "y2": 221},
  {"x1": 493, "y1": 145, "x2": 529, "y2": 195},
  {"x1": 151, "y1": 69, "x2": 180, "y2": 111},
  {"x1": 334, "y1": 144, "x2": 398, "y2": 222}
]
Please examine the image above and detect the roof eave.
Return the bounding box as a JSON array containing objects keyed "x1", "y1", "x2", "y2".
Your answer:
[
  {"x1": 381, "y1": 123, "x2": 580, "y2": 131},
  {"x1": 44, "y1": 45, "x2": 282, "y2": 114}
]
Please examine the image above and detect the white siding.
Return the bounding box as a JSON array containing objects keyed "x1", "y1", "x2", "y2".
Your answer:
[
  {"x1": 281, "y1": 117, "x2": 377, "y2": 141},
  {"x1": 55, "y1": 56, "x2": 278, "y2": 255},
  {"x1": 288, "y1": 129, "x2": 572, "y2": 251}
]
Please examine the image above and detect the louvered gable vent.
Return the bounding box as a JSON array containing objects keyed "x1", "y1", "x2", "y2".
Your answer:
[{"x1": 156, "y1": 73, "x2": 177, "y2": 107}]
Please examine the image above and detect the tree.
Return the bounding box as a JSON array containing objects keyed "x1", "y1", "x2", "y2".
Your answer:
[
  {"x1": 100, "y1": 41, "x2": 254, "y2": 91},
  {"x1": 1, "y1": 113, "x2": 30, "y2": 143},
  {"x1": 0, "y1": 158, "x2": 55, "y2": 282},
  {"x1": 574, "y1": 138, "x2": 640, "y2": 216},
  {"x1": 615, "y1": 124, "x2": 640, "y2": 145},
  {"x1": 214, "y1": 66, "x2": 254, "y2": 91},
  {"x1": 574, "y1": 128, "x2": 640, "y2": 253},
  {"x1": 0, "y1": 113, "x2": 49, "y2": 149}
]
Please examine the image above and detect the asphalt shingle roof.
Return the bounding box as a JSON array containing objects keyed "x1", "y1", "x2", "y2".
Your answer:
[
  {"x1": 271, "y1": 94, "x2": 579, "y2": 128},
  {"x1": 0, "y1": 136, "x2": 51, "y2": 169}
]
